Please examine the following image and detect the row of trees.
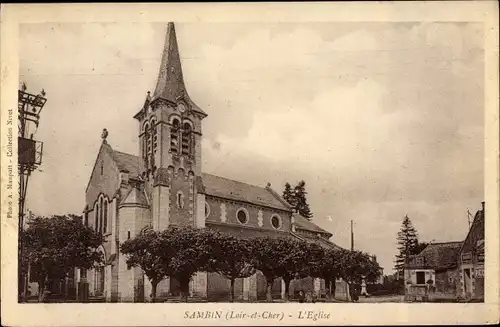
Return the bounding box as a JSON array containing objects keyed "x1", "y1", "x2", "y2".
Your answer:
[
  {"x1": 121, "y1": 226, "x2": 382, "y2": 302},
  {"x1": 22, "y1": 215, "x2": 381, "y2": 303}
]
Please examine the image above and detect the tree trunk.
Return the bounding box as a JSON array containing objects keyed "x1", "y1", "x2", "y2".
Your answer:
[
  {"x1": 229, "y1": 278, "x2": 235, "y2": 303},
  {"x1": 150, "y1": 280, "x2": 158, "y2": 303},
  {"x1": 266, "y1": 279, "x2": 274, "y2": 303},
  {"x1": 179, "y1": 276, "x2": 190, "y2": 303},
  {"x1": 283, "y1": 276, "x2": 291, "y2": 301},
  {"x1": 331, "y1": 279, "x2": 336, "y2": 301},
  {"x1": 37, "y1": 275, "x2": 47, "y2": 303},
  {"x1": 325, "y1": 279, "x2": 331, "y2": 301}
]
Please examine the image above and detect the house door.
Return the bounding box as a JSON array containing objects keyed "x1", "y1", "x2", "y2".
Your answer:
[{"x1": 463, "y1": 268, "x2": 472, "y2": 296}]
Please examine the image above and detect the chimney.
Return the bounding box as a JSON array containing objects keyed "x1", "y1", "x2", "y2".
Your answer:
[{"x1": 481, "y1": 201, "x2": 485, "y2": 212}]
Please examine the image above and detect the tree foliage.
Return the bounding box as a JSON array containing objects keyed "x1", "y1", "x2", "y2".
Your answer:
[
  {"x1": 120, "y1": 227, "x2": 170, "y2": 302},
  {"x1": 248, "y1": 237, "x2": 293, "y2": 302},
  {"x1": 208, "y1": 231, "x2": 255, "y2": 302},
  {"x1": 23, "y1": 215, "x2": 104, "y2": 302},
  {"x1": 394, "y1": 215, "x2": 419, "y2": 277},
  {"x1": 339, "y1": 249, "x2": 382, "y2": 301},
  {"x1": 307, "y1": 244, "x2": 342, "y2": 299},
  {"x1": 282, "y1": 180, "x2": 313, "y2": 219}
]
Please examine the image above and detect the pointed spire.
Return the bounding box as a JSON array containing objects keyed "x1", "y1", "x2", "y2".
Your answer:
[{"x1": 152, "y1": 22, "x2": 186, "y2": 103}]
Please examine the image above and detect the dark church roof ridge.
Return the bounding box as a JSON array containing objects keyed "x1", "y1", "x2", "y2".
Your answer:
[
  {"x1": 292, "y1": 213, "x2": 332, "y2": 237},
  {"x1": 200, "y1": 172, "x2": 290, "y2": 211}
]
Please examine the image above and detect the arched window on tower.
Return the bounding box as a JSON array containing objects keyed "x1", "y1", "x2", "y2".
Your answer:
[
  {"x1": 150, "y1": 118, "x2": 158, "y2": 154},
  {"x1": 170, "y1": 118, "x2": 180, "y2": 154},
  {"x1": 181, "y1": 122, "x2": 191, "y2": 156},
  {"x1": 143, "y1": 122, "x2": 150, "y2": 159}
]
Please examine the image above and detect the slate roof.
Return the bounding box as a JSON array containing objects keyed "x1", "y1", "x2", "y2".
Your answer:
[
  {"x1": 111, "y1": 150, "x2": 145, "y2": 177},
  {"x1": 200, "y1": 173, "x2": 290, "y2": 211},
  {"x1": 412, "y1": 241, "x2": 463, "y2": 270},
  {"x1": 293, "y1": 213, "x2": 332, "y2": 237},
  {"x1": 122, "y1": 186, "x2": 149, "y2": 206}
]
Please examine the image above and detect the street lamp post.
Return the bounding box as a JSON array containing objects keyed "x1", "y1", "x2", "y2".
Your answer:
[{"x1": 18, "y1": 82, "x2": 47, "y2": 302}]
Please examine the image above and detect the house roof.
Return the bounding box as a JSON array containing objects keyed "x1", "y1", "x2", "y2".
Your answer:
[
  {"x1": 459, "y1": 206, "x2": 485, "y2": 255},
  {"x1": 293, "y1": 213, "x2": 332, "y2": 237},
  {"x1": 200, "y1": 173, "x2": 290, "y2": 211},
  {"x1": 414, "y1": 241, "x2": 463, "y2": 270}
]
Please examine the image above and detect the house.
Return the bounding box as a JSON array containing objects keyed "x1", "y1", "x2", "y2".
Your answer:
[
  {"x1": 457, "y1": 202, "x2": 484, "y2": 301},
  {"x1": 76, "y1": 22, "x2": 347, "y2": 302},
  {"x1": 405, "y1": 241, "x2": 463, "y2": 301}
]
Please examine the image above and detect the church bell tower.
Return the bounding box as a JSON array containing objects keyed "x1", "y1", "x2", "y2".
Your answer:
[{"x1": 133, "y1": 22, "x2": 207, "y2": 230}]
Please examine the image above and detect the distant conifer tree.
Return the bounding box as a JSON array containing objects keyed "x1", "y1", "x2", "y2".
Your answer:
[
  {"x1": 394, "y1": 215, "x2": 419, "y2": 278},
  {"x1": 282, "y1": 181, "x2": 313, "y2": 220}
]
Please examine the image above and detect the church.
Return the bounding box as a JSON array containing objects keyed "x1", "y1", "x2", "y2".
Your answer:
[{"x1": 77, "y1": 22, "x2": 346, "y2": 302}]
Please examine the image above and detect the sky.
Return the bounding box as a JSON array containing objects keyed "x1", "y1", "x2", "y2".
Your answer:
[{"x1": 19, "y1": 22, "x2": 484, "y2": 274}]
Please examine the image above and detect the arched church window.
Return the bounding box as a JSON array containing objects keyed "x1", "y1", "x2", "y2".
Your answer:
[
  {"x1": 143, "y1": 122, "x2": 150, "y2": 159},
  {"x1": 181, "y1": 122, "x2": 191, "y2": 156},
  {"x1": 150, "y1": 118, "x2": 158, "y2": 154},
  {"x1": 94, "y1": 203, "x2": 98, "y2": 232},
  {"x1": 205, "y1": 202, "x2": 210, "y2": 218},
  {"x1": 176, "y1": 191, "x2": 185, "y2": 209},
  {"x1": 99, "y1": 196, "x2": 104, "y2": 234},
  {"x1": 103, "y1": 199, "x2": 108, "y2": 234},
  {"x1": 171, "y1": 119, "x2": 180, "y2": 153}
]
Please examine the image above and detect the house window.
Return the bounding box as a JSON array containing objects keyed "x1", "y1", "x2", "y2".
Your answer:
[
  {"x1": 416, "y1": 271, "x2": 426, "y2": 285},
  {"x1": 236, "y1": 208, "x2": 249, "y2": 225},
  {"x1": 205, "y1": 202, "x2": 210, "y2": 218},
  {"x1": 176, "y1": 191, "x2": 185, "y2": 209},
  {"x1": 271, "y1": 214, "x2": 282, "y2": 230},
  {"x1": 170, "y1": 119, "x2": 180, "y2": 153}
]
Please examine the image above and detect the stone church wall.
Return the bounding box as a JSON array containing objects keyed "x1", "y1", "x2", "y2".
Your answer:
[{"x1": 204, "y1": 196, "x2": 291, "y2": 233}]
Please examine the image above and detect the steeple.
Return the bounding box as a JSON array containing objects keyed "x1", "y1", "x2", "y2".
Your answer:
[
  {"x1": 152, "y1": 22, "x2": 186, "y2": 103},
  {"x1": 148, "y1": 22, "x2": 206, "y2": 117}
]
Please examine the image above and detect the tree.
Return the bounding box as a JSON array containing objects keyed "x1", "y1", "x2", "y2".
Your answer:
[
  {"x1": 339, "y1": 250, "x2": 382, "y2": 301},
  {"x1": 282, "y1": 183, "x2": 297, "y2": 209},
  {"x1": 277, "y1": 238, "x2": 311, "y2": 301},
  {"x1": 282, "y1": 180, "x2": 313, "y2": 219},
  {"x1": 307, "y1": 244, "x2": 341, "y2": 301},
  {"x1": 249, "y1": 237, "x2": 291, "y2": 302},
  {"x1": 23, "y1": 215, "x2": 104, "y2": 302},
  {"x1": 208, "y1": 232, "x2": 255, "y2": 302},
  {"x1": 120, "y1": 227, "x2": 170, "y2": 303},
  {"x1": 164, "y1": 226, "x2": 215, "y2": 302},
  {"x1": 394, "y1": 215, "x2": 419, "y2": 278}
]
